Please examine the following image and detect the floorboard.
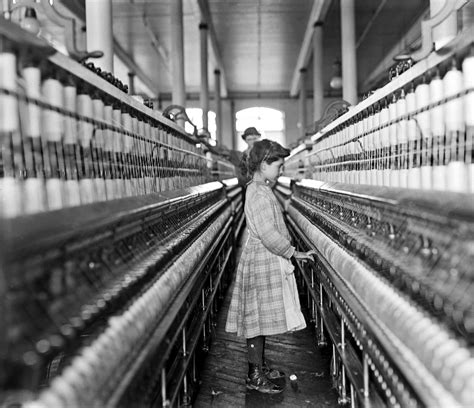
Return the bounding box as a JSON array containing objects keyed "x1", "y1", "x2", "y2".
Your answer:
[{"x1": 193, "y1": 232, "x2": 340, "y2": 407}]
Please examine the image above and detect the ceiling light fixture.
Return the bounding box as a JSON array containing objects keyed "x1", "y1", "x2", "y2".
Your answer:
[{"x1": 329, "y1": 60, "x2": 342, "y2": 90}]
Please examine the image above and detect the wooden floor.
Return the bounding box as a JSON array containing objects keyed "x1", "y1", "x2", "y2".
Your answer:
[{"x1": 193, "y1": 235, "x2": 339, "y2": 408}]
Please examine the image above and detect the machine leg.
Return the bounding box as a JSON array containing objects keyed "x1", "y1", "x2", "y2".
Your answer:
[{"x1": 318, "y1": 283, "x2": 327, "y2": 346}]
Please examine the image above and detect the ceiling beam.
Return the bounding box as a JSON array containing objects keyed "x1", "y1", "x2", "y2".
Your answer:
[
  {"x1": 290, "y1": 0, "x2": 332, "y2": 97},
  {"x1": 155, "y1": 89, "x2": 341, "y2": 102},
  {"x1": 360, "y1": 9, "x2": 427, "y2": 93},
  {"x1": 195, "y1": 0, "x2": 228, "y2": 98},
  {"x1": 143, "y1": 15, "x2": 170, "y2": 72},
  {"x1": 356, "y1": 0, "x2": 389, "y2": 49},
  {"x1": 60, "y1": 0, "x2": 159, "y2": 97},
  {"x1": 114, "y1": 39, "x2": 159, "y2": 96}
]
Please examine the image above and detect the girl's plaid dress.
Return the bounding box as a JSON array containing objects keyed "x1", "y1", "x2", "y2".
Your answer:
[{"x1": 225, "y1": 180, "x2": 295, "y2": 338}]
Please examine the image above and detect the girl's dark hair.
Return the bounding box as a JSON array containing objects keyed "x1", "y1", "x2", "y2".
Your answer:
[{"x1": 246, "y1": 139, "x2": 290, "y2": 176}]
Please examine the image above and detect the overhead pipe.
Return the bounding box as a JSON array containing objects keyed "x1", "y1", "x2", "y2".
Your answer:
[
  {"x1": 214, "y1": 69, "x2": 222, "y2": 143},
  {"x1": 340, "y1": 0, "x2": 358, "y2": 105},
  {"x1": 200, "y1": 22, "x2": 209, "y2": 132},
  {"x1": 299, "y1": 68, "x2": 308, "y2": 139},
  {"x1": 313, "y1": 21, "x2": 324, "y2": 121},
  {"x1": 171, "y1": 0, "x2": 186, "y2": 126},
  {"x1": 86, "y1": 0, "x2": 113, "y2": 73}
]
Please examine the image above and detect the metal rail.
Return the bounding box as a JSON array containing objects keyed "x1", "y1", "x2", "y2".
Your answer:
[{"x1": 279, "y1": 179, "x2": 473, "y2": 408}]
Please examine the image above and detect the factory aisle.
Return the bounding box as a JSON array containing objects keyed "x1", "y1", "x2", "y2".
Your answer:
[{"x1": 193, "y1": 233, "x2": 339, "y2": 408}]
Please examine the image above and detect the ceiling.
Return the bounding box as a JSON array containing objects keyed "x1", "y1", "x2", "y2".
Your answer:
[{"x1": 56, "y1": 0, "x2": 430, "y2": 100}]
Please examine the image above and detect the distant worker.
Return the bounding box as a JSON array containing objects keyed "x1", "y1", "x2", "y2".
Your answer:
[
  {"x1": 240, "y1": 126, "x2": 262, "y2": 166},
  {"x1": 228, "y1": 127, "x2": 262, "y2": 204}
]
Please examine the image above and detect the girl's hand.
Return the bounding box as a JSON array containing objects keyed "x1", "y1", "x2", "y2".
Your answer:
[{"x1": 293, "y1": 250, "x2": 317, "y2": 262}]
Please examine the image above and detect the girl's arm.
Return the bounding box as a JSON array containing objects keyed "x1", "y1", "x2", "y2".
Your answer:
[{"x1": 249, "y1": 192, "x2": 295, "y2": 258}]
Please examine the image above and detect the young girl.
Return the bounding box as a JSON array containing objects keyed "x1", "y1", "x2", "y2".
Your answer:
[{"x1": 225, "y1": 139, "x2": 315, "y2": 394}]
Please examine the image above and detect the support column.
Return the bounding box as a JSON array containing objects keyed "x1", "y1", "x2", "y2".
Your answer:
[
  {"x1": 230, "y1": 99, "x2": 236, "y2": 150},
  {"x1": 171, "y1": 0, "x2": 186, "y2": 125},
  {"x1": 214, "y1": 69, "x2": 222, "y2": 143},
  {"x1": 299, "y1": 68, "x2": 307, "y2": 139},
  {"x1": 86, "y1": 0, "x2": 113, "y2": 73},
  {"x1": 127, "y1": 72, "x2": 135, "y2": 95},
  {"x1": 340, "y1": 0, "x2": 357, "y2": 105},
  {"x1": 313, "y1": 21, "x2": 324, "y2": 121},
  {"x1": 200, "y1": 23, "x2": 209, "y2": 132}
]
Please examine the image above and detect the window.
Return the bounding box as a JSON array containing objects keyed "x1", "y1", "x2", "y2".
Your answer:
[
  {"x1": 235, "y1": 107, "x2": 285, "y2": 151},
  {"x1": 185, "y1": 108, "x2": 216, "y2": 143}
]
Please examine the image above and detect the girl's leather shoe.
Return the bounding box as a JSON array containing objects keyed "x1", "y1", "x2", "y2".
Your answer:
[{"x1": 246, "y1": 363, "x2": 284, "y2": 394}]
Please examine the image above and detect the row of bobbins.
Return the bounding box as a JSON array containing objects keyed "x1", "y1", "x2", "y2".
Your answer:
[
  {"x1": 0, "y1": 49, "x2": 209, "y2": 218},
  {"x1": 307, "y1": 51, "x2": 474, "y2": 193}
]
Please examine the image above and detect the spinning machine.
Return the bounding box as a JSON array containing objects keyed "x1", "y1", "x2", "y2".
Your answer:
[
  {"x1": 0, "y1": 19, "x2": 243, "y2": 407},
  {"x1": 278, "y1": 22, "x2": 474, "y2": 408}
]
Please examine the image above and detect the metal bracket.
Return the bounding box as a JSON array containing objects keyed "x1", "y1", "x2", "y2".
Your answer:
[
  {"x1": 9, "y1": 0, "x2": 103, "y2": 62},
  {"x1": 162, "y1": 104, "x2": 199, "y2": 137},
  {"x1": 409, "y1": 0, "x2": 468, "y2": 62},
  {"x1": 306, "y1": 99, "x2": 351, "y2": 136}
]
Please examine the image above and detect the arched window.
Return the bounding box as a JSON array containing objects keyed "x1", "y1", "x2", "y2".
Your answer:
[
  {"x1": 185, "y1": 108, "x2": 216, "y2": 143},
  {"x1": 235, "y1": 107, "x2": 285, "y2": 151}
]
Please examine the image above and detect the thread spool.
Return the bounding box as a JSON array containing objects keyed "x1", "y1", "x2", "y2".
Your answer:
[
  {"x1": 169, "y1": 130, "x2": 176, "y2": 190},
  {"x1": 137, "y1": 118, "x2": 147, "y2": 195},
  {"x1": 430, "y1": 69, "x2": 446, "y2": 191},
  {"x1": 340, "y1": 122, "x2": 351, "y2": 183},
  {"x1": 388, "y1": 94, "x2": 398, "y2": 187},
  {"x1": 332, "y1": 131, "x2": 338, "y2": 182},
  {"x1": 361, "y1": 112, "x2": 370, "y2": 185},
  {"x1": 416, "y1": 76, "x2": 432, "y2": 190},
  {"x1": 444, "y1": 59, "x2": 467, "y2": 192},
  {"x1": 406, "y1": 83, "x2": 421, "y2": 189},
  {"x1": 355, "y1": 115, "x2": 364, "y2": 185},
  {"x1": 332, "y1": 126, "x2": 341, "y2": 182},
  {"x1": 22, "y1": 62, "x2": 47, "y2": 213},
  {"x1": 340, "y1": 125, "x2": 349, "y2": 183},
  {"x1": 173, "y1": 132, "x2": 180, "y2": 189},
  {"x1": 151, "y1": 125, "x2": 160, "y2": 192},
  {"x1": 353, "y1": 139, "x2": 363, "y2": 185},
  {"x1": 63, "y1": 80, "x2": 81, "y2": 207},
  {"x1": 121, "y1": 109, "x2": 133, "y2": 197},
  {"x1": 462, "y1": 48, "x2": 474, "y2": 193},
  {"x1": 152, "y1": 124, "x2": 160, "y2": 192},
  {"x1": 375, "y1": 103, "x2": 385, "y2": 187},
  {"x1": 144, "y1": 120, "x2": 152, "y2": 193},
  {"x1": 129, "y1": 115, "x2": 139, "y2": 195},
  {"x1": 0, "y1": 50, "x2": 23, "y2": 218},
  {"x1": 367, "y1": 110, "x2": 374, "y2": 185},
  {"x1": 92, "y1": 95, "x2": 107, "y2": 201},
  {"x1": 142, "y1": 119, "x2": 151, "y2": 194},
  {"x1": 379, "y1": 99, "x2": 390, "y2": 187},
  {"x1": 344, "y1": 124, "x2": 352, "y2": 184},
  {"x1": 397, "y1": 89, "x2": 408, "y2": 188},
  {"x1": 103, "y1": 102, "x2": 115, "y2": 200},
  {"x1": 154, "y1": 126, "x2": 162, "y2": 191},
  {"x1": 131, "y1": 115, "x2": 141, "y2": 195},
  {"x1": 159, "y1": 127, "x2": 168, "y2": 191},
  {"x1": 41, "y1": 72, "x2": 65, "y2": 210},
  {"x1": 77, "y1": 87, "x2": 96, "y2": 204},
  {"x1": 338, "y1": 127, "x2": 345, "y2": 183},
  {"x1": 370, "y1": 106, "x2": 379, "y2": 186},
  {"x1": 177, "y1": 134, "x2": 185, "y2": 188},
  {"x1": 112, "y1": 104, "x2": 124, "y2": 199}
]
